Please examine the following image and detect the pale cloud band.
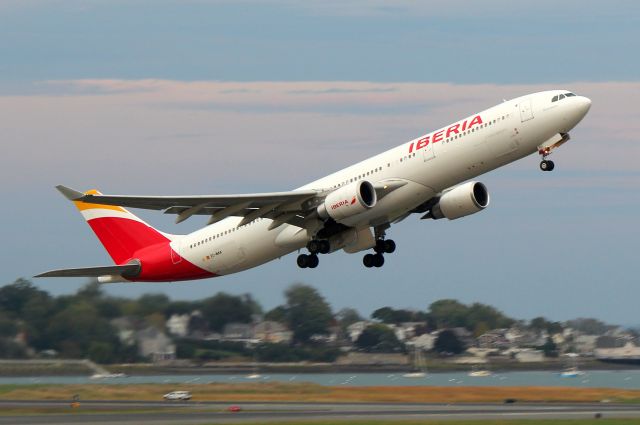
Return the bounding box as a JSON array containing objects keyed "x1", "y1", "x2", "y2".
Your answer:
[{"x1": 1, "y1": 80, "x2": 638, "y2": 192}]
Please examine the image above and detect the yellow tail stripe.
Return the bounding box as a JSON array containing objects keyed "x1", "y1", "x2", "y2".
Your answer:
[{"x1": 73, "y1": 189, "x2": 126, "y2": 212}]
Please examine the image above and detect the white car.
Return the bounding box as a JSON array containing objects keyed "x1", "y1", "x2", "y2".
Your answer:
[{"x1": 163, "y1": 391, "x2": 192, "y2": 401}]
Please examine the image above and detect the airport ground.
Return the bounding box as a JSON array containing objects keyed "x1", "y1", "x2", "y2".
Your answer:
[
  {"x1": 3, "y1": 382, "x2": 640, "y2": 403},
  {"x1": 1, "y1": 399, "x2": 640, "y2": 425},
  {"x1": 2, "y1": 383, "x2": 640, "y2": 424}
]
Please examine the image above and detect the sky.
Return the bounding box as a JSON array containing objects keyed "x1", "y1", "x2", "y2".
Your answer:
[{"x1": 1, "y1": 0, "x2": 639, "y2": 325}]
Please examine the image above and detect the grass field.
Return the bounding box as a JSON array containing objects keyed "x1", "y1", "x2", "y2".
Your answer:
[
  {"x1": 215, "y1": 421, "x2": 640, "y2": 425},
  {"x1": 2, "y1": 382, "x2": 640, "y2": 403}
]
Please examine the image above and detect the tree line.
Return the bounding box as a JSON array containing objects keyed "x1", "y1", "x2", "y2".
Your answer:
[{"x1": 0, "y1": 278, "x2": 618, "y2": 363}]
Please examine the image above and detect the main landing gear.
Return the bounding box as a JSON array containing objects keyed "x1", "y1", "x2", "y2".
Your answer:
[
  {"x1": 297, "y1": 239, "x2": 330, "y2": 269},
  {"x1": 363, "y1": 238, "x2": 396, "y2": 268},
  {"x1": 539, "y1": 148, "x2": 555, "y2": 172}
]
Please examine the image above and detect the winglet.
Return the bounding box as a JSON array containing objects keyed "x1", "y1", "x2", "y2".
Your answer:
[{"x1": 56, "y1": 185, "x2": 85, "y2": 201}]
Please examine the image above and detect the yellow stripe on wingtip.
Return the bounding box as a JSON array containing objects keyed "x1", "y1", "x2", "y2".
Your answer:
[{"x1": 73, "y1": 189, "x2": 127, "y2": 212}]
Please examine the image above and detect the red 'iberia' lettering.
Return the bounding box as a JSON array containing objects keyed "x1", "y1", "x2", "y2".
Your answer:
[{"x1": 409, "y1": 115, "x2": 483, "y2": 154}]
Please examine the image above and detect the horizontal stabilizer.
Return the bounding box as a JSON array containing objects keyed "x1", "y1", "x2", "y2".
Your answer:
[
  {"x1": 34, "y1": 262, "x2": 141, "y2": 279},
  {"x1": 56, "y1": 185, "x2": 85, "y2": 201}
]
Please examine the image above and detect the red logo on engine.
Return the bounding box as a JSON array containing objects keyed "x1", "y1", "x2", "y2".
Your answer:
[{"x1": 351, "y1": 196, "x2": 356, "y2": 205}]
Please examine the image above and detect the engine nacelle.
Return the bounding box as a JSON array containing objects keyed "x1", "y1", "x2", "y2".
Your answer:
[
  {"x1": 429, "y1": 181, "x2": 489, "y2": 220},
  {"x1": 317, "y1": 180, "x2": 377, "y2": 223}
]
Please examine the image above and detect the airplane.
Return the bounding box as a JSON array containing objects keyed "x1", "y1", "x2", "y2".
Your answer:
[{"x1": 36, "y1": 90, "x2": 591, "y2": 283}]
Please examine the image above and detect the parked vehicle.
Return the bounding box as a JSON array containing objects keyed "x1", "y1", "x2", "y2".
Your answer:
[{"x1": 163, "y1": 391, "x2": 192, "y2": 401}]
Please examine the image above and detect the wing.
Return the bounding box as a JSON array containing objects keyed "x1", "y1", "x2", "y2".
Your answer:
[
  {"x1": 35, "y1": 263, "x2": 141, "y2": 278},
  {"x1": 57, "y1": 185, "x2": 322, "y2": 228},
  {"x1": 56, "y1": 179, "x2": 408, "y2": 229}
]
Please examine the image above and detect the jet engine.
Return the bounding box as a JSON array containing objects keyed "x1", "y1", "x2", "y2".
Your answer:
[
  {"x1": 317, "y1": 180, "x2": 377, "y2": 223},
  {"x1": 426, "y1": 181, "x2": 489, "y2": 220}
]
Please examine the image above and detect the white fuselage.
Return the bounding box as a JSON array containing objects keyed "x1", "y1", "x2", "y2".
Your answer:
[{"x1": 174, "y1": 90, "x2": 591, "y2": 276}]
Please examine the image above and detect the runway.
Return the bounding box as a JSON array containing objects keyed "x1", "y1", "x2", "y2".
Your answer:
[{"x1": 1, "y1": 400, "x2": 640, "y2": 424}]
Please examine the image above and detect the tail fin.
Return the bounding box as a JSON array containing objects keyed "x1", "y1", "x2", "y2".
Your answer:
[{"x1": 61, "y1": 188, "x2": 171, "y2": 264}]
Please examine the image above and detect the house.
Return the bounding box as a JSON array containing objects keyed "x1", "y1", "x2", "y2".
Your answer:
[
  {"x1": 515, "y1": 349, "x2": 545, "y2": 363},
  {"x1": 166, "y1": 314, "x2": 190, "y2": 338},
  {"x1": 136, "y1": 327, "x2": 175, "y2": 362},
  {"x1": 477, "y1": 329, "x2": 511, "y2": 350},
  {"x1": 253, "y1": 321, "x2": 292, "y2": 344},
  {"x1": 394, "y1": 322, "x2": 426, "y2": 341},
  {"x1": 450, "y1": 327, "x2": 474, "y2": 347},
  {"x1": 407, "y1": 333, "x2": 436, "y2": 351},
  {"x1": 110, "y1": 317, "x2": 136, "y2": 346},
  {"x1": 595, "y1": 342, "x2": 640, "y2": 361},
  {"x1": 346, "y1": 321, "x2": 370, "y2": 342},
  {"x1": 573, "y1": 335, "x2": 598, "y2": 354},
  {"x1": 222, "y1": 323, "x2": 256, "y2": 343}
]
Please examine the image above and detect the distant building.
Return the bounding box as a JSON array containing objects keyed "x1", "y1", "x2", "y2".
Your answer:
[
  {"x1": 450, "y1": 327, "x2": 474, "y2": 347},
  {"x1": 222, "y1": 323, "x2": 256, "y2": 343},
  {"x1": 110, "y1": 317, "x2": 136, "y2": 346},
  {"x1": 136, "y1": 327, "x2": 175, "y2": 362},
  {"x1": 408, "y1": 333, "x2": 436, "y2": 351},
  {"x1": 515, "y1": 349, "x2": 545, "y2": 363},
  {"x1": 166, "y1": 314, "x2": 190, "y2": 338},
  {"x1": 595, "y1": 342, "x2": 640, "y2": 363},
  {"x1": 574, "y1": 335, "x2": 598, "y2": 354},
  {"x1": 477, "y1": 329, "x2": 511, "y2": 350},
  {"x1": 596, "y1": 335, "x2": 627, "y2": 349},
  {"x1": 253, "y1": 321, "x2": 292, "y2": 344},
  {"x1": 346, "y1": 321, "x2": 370, "y2": 342}
]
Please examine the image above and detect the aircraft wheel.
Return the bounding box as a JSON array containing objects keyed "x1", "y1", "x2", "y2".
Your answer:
[
  {"x1": 546, "y1": 160, "x2": 555, "y2": 171},
  {"x1": 308, "y1": 254, "x2": 319, "y2": 268},
  {"x1": 307, "y1": 240, "x2": 321, "y2": 254},
  {"x1": 374, "y1": 239, "x2": 386, "y2": 254},
  {"x1": 297, "y1": 254, "x2": 309, "y2": 268},
  {"x1": 540, "y1": 160, "x2": 555, "y2": 171},
  {"x1": 319, "y1": 240, "x2": 331, "y2": 254},
  {"x1": 383, "y1": 239, "x2": 396, "y2": 254},
  {"x1": 373, "y1": 253, "x2": 385, "y2": 267},
  {"x1": 363, "y1": 254, "x2": 375, "y2": 268}
]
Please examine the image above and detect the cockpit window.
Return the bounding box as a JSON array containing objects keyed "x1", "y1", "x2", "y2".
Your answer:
[{"x1": 552, "y1": 92, "x2": 577, "y2": 102}]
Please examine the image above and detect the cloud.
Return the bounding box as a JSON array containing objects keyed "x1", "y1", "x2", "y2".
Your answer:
[{"x1": 1, "y1": 79, "x2": 638, "y2": 196}]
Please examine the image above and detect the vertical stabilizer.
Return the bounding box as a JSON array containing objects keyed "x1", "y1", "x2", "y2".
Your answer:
[{"x1": 67, "y1": 189, "x2": 171, "y2": 264}]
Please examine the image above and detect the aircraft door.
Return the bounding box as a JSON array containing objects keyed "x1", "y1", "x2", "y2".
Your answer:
[
  {"x1": 520, "y1": 97, "x2": 534, "y2": 122},
  {"x1": 422, "y1": 139, "x2": 436, "y2": 162}
]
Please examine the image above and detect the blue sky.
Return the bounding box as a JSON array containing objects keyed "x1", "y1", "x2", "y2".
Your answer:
[{"x1": 1, "y1": 0, "x2": 639, "y2": 325}]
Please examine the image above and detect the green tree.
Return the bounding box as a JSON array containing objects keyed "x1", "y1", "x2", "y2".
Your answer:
[
  {"x1": 284, "y1": 284, "x2": 333, "y2": 344},
  {"x1": 355, "y1": 324, "x2": 403, "y2": 352},
  {"x1": 88, "y1": 341, "x2": 115, "y2": 364},
  {"x1": 433, "y1": 329, "x2": 465, "y2": 354},
  {"x1": 428, "y1": 299, "x2": 469, "y2": 329},
  {"x1": 540, "y1": 336, "x2": 559, "y2": 357},
  {"x1": 0, "y1": 314, "x2": 17, "y2": 338},
  {"x1": 135, "y1": 294, "x2": 171, "y2": 318},
  {"x1": 0, "y1": 279, "x2": 51, "y2": 317},
  {"x1": 264, "y1": 306, "x2": 288, "y2": 323},
  {"x1": 200, "y1": 293, "x2": 255, "y2": 332},
  {"x1": 45, "y1": 301, "x2": 121, "y2": 360},
  {"x1": 336, "y1": 308, "x2": 363, "y2": 332},
  {"x1": 467, "y1": 303, "x2": 514, "y2": 331}
]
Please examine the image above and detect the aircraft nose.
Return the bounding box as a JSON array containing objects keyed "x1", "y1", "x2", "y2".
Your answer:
[{"x1": 577, "y1": 96, "x2": 592, "y2": 117}]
